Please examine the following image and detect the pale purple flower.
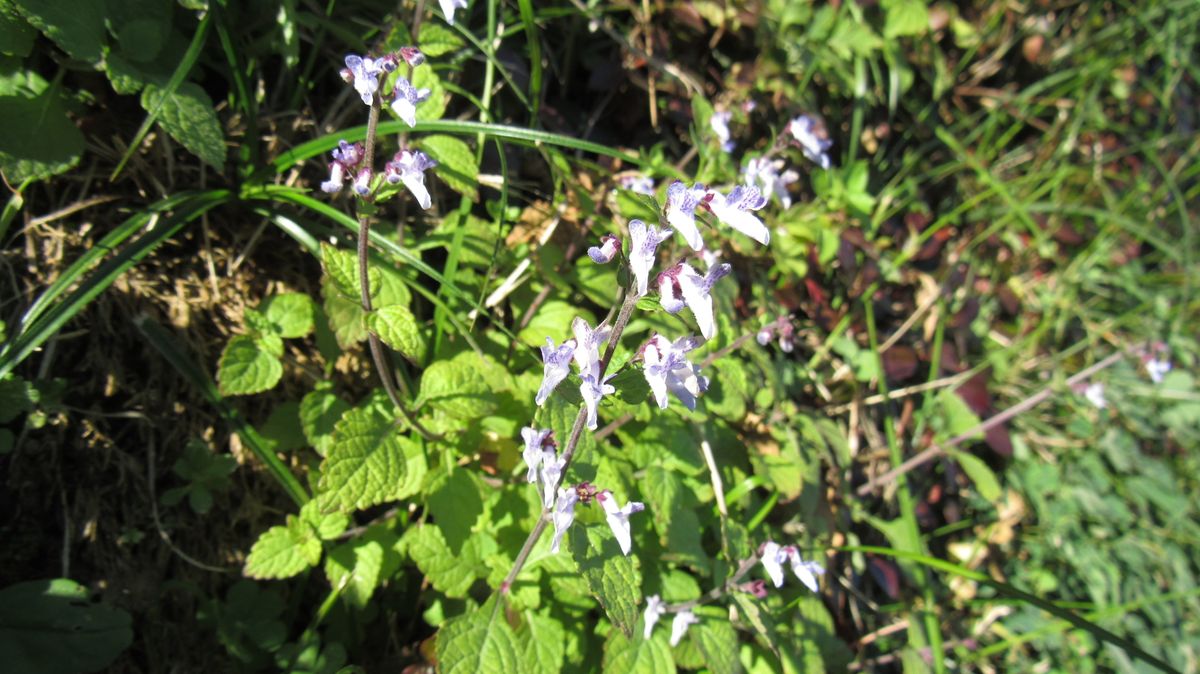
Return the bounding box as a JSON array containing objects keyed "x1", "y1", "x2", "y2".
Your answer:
[
  {"x1": 520, "y1": 427, "x2": 552, "y2": 483},
  {"x1": 320, "y1": 140, "x2": 364, "y2": 193},
  {"x1": 641, "y1": 334, "x2": 707, "y2": 410},
  {"x1": 390, "y1": 77, "x2": 431, "y2": 127},
  {"x1": 787, "y1": 114, "x2": 832, "y2": 169},
  {"x1": 587, "y1": 234, "x2": 621, "y2": 264},
  {"x1": 710, "y1": 110, "x2": 734, "y2": 152},
  {"x1": 571, "y1": 317, "x2": 611, "y2": 381},
  {"x1": 344, "y1": 54, "x2": 383, "y2": 105},
  {"x1": 1146, "y1": 358, "x2": 1171, "y2": 384},
  {"x1": 787, "y1": 548, "x2": 825, "y2": 593},
  {"x1": 656, "y1": 262, "x2": 731, "y2": 340},
  {"x1": 618, "y1": 174, "x2": 655, "y2": 196},
  {"x1": 743, "y1": 156, "x2": 799, "y2": 209},
  {"x1": 320, "y1": 162, "x2": 346, "y2": 193},
  {"x1": 760, "y1": 541, "x2": 787, "y2": 587},
  {"x1": 352, "y1": 167, "x2": 373, "y2": 196},
  {"x1": 536, "y1": 337, "x2": 575, "y2": 406},
  {"x1": 384, "y1": 150, "x2": 437, "y2": 209},
  {"x1": 756, "y1": 327, "x2": 773, "y2": 346},
  {"x1": 440, "y1": 0, "x2": 468, "y2": 25},
  {"x1": 670, "y1": 610, "x2": 699, "y2": 647},
  {"x1": 540, "y1": 453, "x2": 566, "y2": 508},
  {"x1": 580, "y1": 373, "x2": 616, "y2": 431},
  {"x1": 597, "y1": 490, "x2": 644, "y2": 556},
  {"x1": 1084, "y1": 382, "x2": 1107, "y2": 409},
  {"x1": 664, "y1": 181, "x2": 709, "y2": 251},
  {"x1": 398, "y1": 46, "x2": 426, "y2": 67},
  {"x1": 704, "y1": 185, "x2": 770, "y2": 246},
  {"x1": 549, "y1": 487, "x2": 578, "y2": 554},
  {"x1": 643, "y1": 595, "x2": 665, "y2": 639},
  {"x1": 628, "y1": 219, "x2": 673, "y2": 297},
  {"x1": 762, "y1": 541, "x2": 824, "y2": 592}
]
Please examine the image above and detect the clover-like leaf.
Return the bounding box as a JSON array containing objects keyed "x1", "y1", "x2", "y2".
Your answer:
[{"x1": 217, "y1": 335, "x2": 283, "y2": 396}]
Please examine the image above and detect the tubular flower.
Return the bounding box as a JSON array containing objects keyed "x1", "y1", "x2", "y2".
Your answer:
[
  {"x1": 580, "y1": 373, "x2": 616, "y2": 431},
  {"x1": 587, "y1": 234, "x2": 622, "y2": 264},
  {"x1": 596, "y1": 490, "x2": 645, "y2": 556},
  {"x1": 343, "y1": 54, "x2": 384, "y2": 105},
  {"x1": 535, "y1": 337, "x2": 576, "y2": 406},
  {"x1": 656, "y1": 261, "x2": 731, "y2": 341},
  {"x1": 787, "y1": 114, "x2": 833, "y2": 169},
  {"x1": 440, "y1": 0, "x2": 469, "y2": 25},
  {"x1": 520, "y1": 427, "x2": 552, "y2": 483},
  {"x1": 670, "y1": 610, "x2": 699, "y2": 647},
  {"x1": 743, "y1": 156, "x2": 799, "y2": 209},
  {"x1": 320, "y1": 140, "x2": 365, "y2": 193},
  {"x1": 384, "y1": 150, "x2": 437, "y2": 209},
  {"x1": 710, "y1": 110, "x2": 734, "y2": 152},
  {"x1": 664, "y1": 181, "x2": 709, "y2": 251},
  {"x1": 549, "y1": 487, "x2": 578, "y2": 554},
  {"x1": 628, "y1": 219, "x2": 673, "y2": 297},
  {"x1": 703, "y1": 185, "x2": 770, "y2": 246},
  {"x1": 390, "y1": 77, "x2": 431, "y2": 127},
  {"x1": 643, "y1": 595, "x2": 665, "y2": 639},
  {"x1": 571, "y1": 317, "x2": 612, "y2": 381},
  {"x1": 761, "y1": 540, "x2": 825, "y2": 592},
  {"x1": 641, "y1": 334, "x2": 707, "y2": 410}
]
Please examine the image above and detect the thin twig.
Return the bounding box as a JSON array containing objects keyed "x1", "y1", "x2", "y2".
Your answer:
[
  {"x1": 855, "y1": 350, "x2": 1127, "y2": 496},
  {"x1": 147, "y1": 438, "x2": 231, "y2": 573}
]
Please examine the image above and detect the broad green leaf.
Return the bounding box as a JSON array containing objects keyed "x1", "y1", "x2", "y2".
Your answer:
[
  {"x1": 569, "y1": 524, "x2": 642, "y2": 637},
  {"x1": 324, "y1": 526, "x2": 399, "y2": 608},
  {"x1": 416, "y1": 134, "x2": 478, "y2": 199},
  {"x1": 259, "y1": 401, "x2": 306, "y2": 453},
  {"x1": 0, "y1": 86, "x2": 84, "y2": 181},
  {"x1": 882, "y1": 0, "x2": 929, "y2": 38},
  {"x1": 11, "y1": 0, "x2": 104, "y2": 61},
  {"x1": 317, "y1": 393, "x2": 427, "y2": 511},
  {"x1": 689, "y1": 617, "x2": 739, "y2": 674},
  {"x1": 517, "y1": 300, "x2": 590, "y2": 348},
  {"x1": 299, "y1": 384, "x2": 351, "y2": 457},
  {"x1": 217, "y1": 335, "x2": 283, "y2": 396},
  {"x1": 732, "y1": 594, "x2": 781, "y2": 660},
  {"x1": 436, "y1": 596, "x2": 523, "y2": 674},
  {"x1": 405, "y1": 524, "x2": 493, "y2": 597},
  {"x1": 262, "y1": 293, "x2": 315, "y2": 339},
  {"x1": 141, "y1": 82, "x2": 225, "y2": 170},
  {"x1": 243, "y1": 516, "x2": 322, "y2": 579},
  {"x1": 418, "y1": 351, "x2": 499, "y2": 420},
  {"x1": 322, "y1": 280, "x2": 368, "y2": 348},
  {"x1": 0, "y1": 5, "x2": 35, "y2": 57},
  {"x1": 321, "y1": 242, "x2": 380, "y2": 300},
  {"x1": 953, "y1": 451, "x2": 1001, "y2": 502},
  {"x1": 640, "y1": 465, "x2": 683, "y2": 538},
  {"x1": 427, "y1": 469, "x2": 485, "y2": 553},
  {"x1": 935, "y1": 389, "x2": 983, "y2": 442},
  {"x1": 106, "y1": 0, "x2": 172, "y2": 62},
  {"x1": 0, "y1": 374, "x2": 34, "y2": 423},
  {"x1": 417, "y1": 22, "x2": 464, "y2": 57},
  {"x1": 519, "y1": 610, "x2": 565, "y2": 673},
  {"x1": 366, "y1": 304, "x2": 424, "y2": 361},
  {"x1": 412, "y1": 63, "x2": 446, "y2": 122},
  {"x1": 602, "y1": 628, "x2": 675, "y2": 674},
  {"x1": 0, "y1": 579, "x2": 132, "y2": 674}
]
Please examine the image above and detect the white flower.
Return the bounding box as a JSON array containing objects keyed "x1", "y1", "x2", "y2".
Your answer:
[
  {"x1": 618, "y1": 174, "x2": 656, "y2": 195},
  {"x1": 520, "y1": 427, "x2": 552, "y2": 483},
  {"x1": 656, "y1": 261, "x2": 731, "y2": 341},
  {"x1": 669, "y1": 610, "x2": 699, "y2": 647},
  {"x1": 383, "y1": 150, "x2": 437, "y2": 209},
  {"x1": 571, "y1": 317, "x2": 612, "y2": 381},
  {"x1": 760, "y1": 541, "x2": 786, "y2": 588},
  {"x1": 320, "y1": 162, "x2": 345, "y2": 193},
  {"x1": 787, "y1": 548, "x2": 825, "y2": 593},
  {"x1": 344, "y1": 54, "x2": 383, "y2": 105},
  {"x1": 536, "y1": 337, "x2": 576, "y2": 406},
  {"x1": 549, "y1": 487, "x2": 578, "y2": 553},
  {"x1": 587, "y1": 234, "x2": 621, "y2": 264},
  {"x1": 597, "y1": 489, "x2": 645, "y2": 556},
  {"x1": 704, "y1": 185, "x2": 769, "y2": 246},
  {"x1": 643, "y1": 595, "x2": 665, "y2": 639},
  {"x1": 580, "y1": 373, "x2": 616, "y2": 431},
  {"x1": 628, "y1": 219, "x2": 673, "y2": 297},
  {"x1": 1147, "y1": 358, "x2": 1171, "y2": 384},
  {"x1": 352, "y1": 168, "x2": 373, "y2": 196},
  {"x1": 390, "y1": 77, "x2": 431, "y2": 127},
  {"x1": 710, "y1": 110, "x2": 734, "y2": 152},
  {"x1": 1084, "y1": 382, "x2": 1107, "y2": 409},
  {"x1": 540, "y1": 453, "x2": 566, "y2": 508},
  {"x1": 786, "y1": 115, "x2": 832, "y2": 169},
  {"x1": 641, "y1": 334, "x2": 707, "y2": 410},
  {"x1": 440, "y1": 0, "x2": 469, "y2": 25},
  {"x1": 664, "y1": 181, "x2": 709, "y2": 251},
  {"x1": 743, "y1": 156, "x2": 799, "y2": 209}
]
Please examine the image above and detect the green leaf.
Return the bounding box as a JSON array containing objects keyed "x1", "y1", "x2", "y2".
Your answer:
[
  {"x1": 262, "y1": 293, "x2": 315, "y2": 339},
  {"x1": 0, "y1": 374, "x2": 34, "y2": 423},
  {"x1": 417, "y1": 22, "x2": 464, "y2": 57},
  {"x1": 366, "y1": 304, "x2": 424, "y2": 361},
  {"x1": 569, "y1": 524, "x2": 642, "y2": 637},
  {"x1": 882, "y1": 0, "x2": 929, "y2": 38},
  {"x1": 689, "y1": 617, "x2": 739, "y2": 674},
  {"x1": 517, "y1": 300, "x2": 590, "y2": 348},
  {"x1": 140, "y1": 82, "x2": 225, "y2": 170},
  {"x1": 259, "y1": 401, "x2": 306, "y2": 453},
  {"x1": 324, "y1": 526, "x2": 399, "y2": 608},
  {"x1": 418, "y1": 351, "x2": 499, "y2": 420},
  {"x1": 427, "y1": 469, "x2": 485, "y2": 553},
  {"x1": 106, "y1": 0, "x2": 172, "y2": 62},
  {"x1": 317, "y1": 392, "x2": 427, "y2": 511},
  {"x1": 321, "y1": 242, "x2": 380, "y2": 300},
  {"x1": 405, "y1": 524, "x2": 493, "y2": 597},
  {"x1": 217, "y1": 335, "x2": 283, "y2": 396},
  {"x1": 412, "y1": 64, "x2": 446, "y2": 123},
  {"x1": 0, "y1": 579, "x2": 132, "y2": 674},
  {"x1": 602, "y1": 628, "x2": 675, "y2": 674},
  {"x1": 11, "y1": 0, "x2": 104, "y2": 61},
  {"x1": 244, "y1": 516, "x2": 322, "y2": 580},
  {"x1": 0, "y1": 86, "x2": 84, "y2": 181},
  {"x1": 935, "y1": 389, "x2": 983, "y2": 442},
  {"x1": 519, "y1": 611, "x2": 565, "y2": 673},
  {"x1": 953, "y1": 451, "x2": 1001, "y2": 502},
  {"x1": 0, "y1": 5, "x2": 36, "y2": 57},
  {"x1": 299, "y1": 384, "x2": 351, "y2": 457},
  {"x1": 416, "y1": 134, "x2": 478, "y2": 199},
  {"x1": 436, "y1": 596, "x2": 523, "y2": 674}
]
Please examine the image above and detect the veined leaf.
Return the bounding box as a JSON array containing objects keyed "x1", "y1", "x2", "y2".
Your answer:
[
  {"x1": 436, "y1": 596, "x2": 522, "y2": 674},
  {"x1": 570, "y1": 524, "x2": 642, "y2": 637}
]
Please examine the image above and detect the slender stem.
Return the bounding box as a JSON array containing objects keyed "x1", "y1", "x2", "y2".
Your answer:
[
  {"x1": 664, "y1": 554, "x2": 760, "y2": 613},
  {"x1": 501, "y1": 288, "x2": 641, "y2": 593},
  {"x1": 356, "y1": 94, "x2": 439, "y2": 441}
]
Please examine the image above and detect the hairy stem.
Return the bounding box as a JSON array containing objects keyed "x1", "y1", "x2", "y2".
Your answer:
[{"x1": 501, "y1": 287, "x2": 641, "y2": 593}]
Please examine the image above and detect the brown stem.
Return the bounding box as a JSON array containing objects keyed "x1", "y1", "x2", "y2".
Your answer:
[{"x1": 501, "y1": 287, "x2": 641, "y2": 593}]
